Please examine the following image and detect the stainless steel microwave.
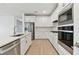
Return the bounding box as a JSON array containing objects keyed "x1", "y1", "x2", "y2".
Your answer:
[{"x1": 58, "y1": 8, "x2": 73, "y2": 25}]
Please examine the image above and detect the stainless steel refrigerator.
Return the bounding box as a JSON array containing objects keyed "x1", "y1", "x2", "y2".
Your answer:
[{"x1": 24, "y1": 22, "x2": 35, "y2": 40}]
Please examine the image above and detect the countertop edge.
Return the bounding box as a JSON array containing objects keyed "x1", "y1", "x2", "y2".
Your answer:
[{"x1": 0, "y1": 32, "x2": 31, "y2": 48}]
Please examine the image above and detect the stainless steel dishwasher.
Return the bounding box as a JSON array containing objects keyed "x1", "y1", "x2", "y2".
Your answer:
[{"x1": 0, "y1": 39, "x2": 20, "y2": 55}]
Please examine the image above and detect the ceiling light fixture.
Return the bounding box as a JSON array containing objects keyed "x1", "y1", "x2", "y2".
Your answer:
[{"x1": 43, "y1": 10, "x2": 46, "y2": 14}]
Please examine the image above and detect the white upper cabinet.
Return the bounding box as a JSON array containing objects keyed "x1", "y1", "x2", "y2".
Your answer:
[
  {"x1": 14, "y1": 16, "x2": 23, "y2": 34},
  {"x1": 24, "y1": 16, "x2": 36, "y2": 22},
  {"x1": 24, "y1": 16, "x2": 53, "y2": 27},
  {"x1": 35, "y1": 16, "x2": 52, "y2": 27}
]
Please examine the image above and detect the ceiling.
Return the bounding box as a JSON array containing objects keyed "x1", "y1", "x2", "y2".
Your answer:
[{"x1": 0, "y1": 3, "x2": 58, "y2": 16}]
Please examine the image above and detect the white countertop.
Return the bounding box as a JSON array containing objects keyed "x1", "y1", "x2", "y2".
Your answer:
[{"x1": 0, "y1": 32, "x2": 30, "y2": 47}]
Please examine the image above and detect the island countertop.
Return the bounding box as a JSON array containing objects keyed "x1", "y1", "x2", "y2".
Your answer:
[{"x1": 0, "y1": 32, "x2": 30, "y2": 48}]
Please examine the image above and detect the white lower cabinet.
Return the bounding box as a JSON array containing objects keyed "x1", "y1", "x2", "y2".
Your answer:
[
  {"x1": 20, "y1": 33, "x2": 32, "y2": 55},
  {"x1": 57, "y1": 44, "x2": 71, "y2": 55},
  {"x1": 49, "y1": 32, "x2": 71, "y2": 55},
  {"x1": 20, "y1": 37, "x2": 27, "y2": 55}
]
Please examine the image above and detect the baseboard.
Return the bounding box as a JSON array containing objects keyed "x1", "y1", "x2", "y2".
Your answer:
[
  {"x1": 24, "y1": 44, "x2": 32, "y2": 55},
  {"x1": 48, "y1": 40, "x2": 59, "y2": 55}
]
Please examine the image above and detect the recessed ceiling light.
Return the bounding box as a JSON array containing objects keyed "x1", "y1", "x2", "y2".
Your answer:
[{"x1": 43, "y1": 10, "x2": 46, "y2": 14}]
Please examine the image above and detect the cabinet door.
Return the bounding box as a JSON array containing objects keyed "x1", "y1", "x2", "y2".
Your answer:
[
  {"x1": 26, "y1": 33, "x2": 32, "y2": 49},
  {"x1": 20, "y1": 37, "x2": 27, "y2": 55},
  {"x1": 27, "y1": 33, "x2": 31, "y2": 43},
  {"x1": 54, "y1": 33, "x2": 58, "y2": 43}
]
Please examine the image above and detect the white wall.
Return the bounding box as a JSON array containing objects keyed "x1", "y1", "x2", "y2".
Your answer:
[
  {"x1": 0, "y1": 16, "x2": 14, "y2": 38},
  {"x1": 74, "y1": 3, "x2": 79, "y2": 45},
  {"x1": 74, "y1": 3, "x2": 79, "y2": 55}
]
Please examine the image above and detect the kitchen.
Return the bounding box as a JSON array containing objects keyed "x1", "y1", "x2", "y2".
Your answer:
[{"x1": 0, "y1": 3, "x2": 79, "y2": 55}]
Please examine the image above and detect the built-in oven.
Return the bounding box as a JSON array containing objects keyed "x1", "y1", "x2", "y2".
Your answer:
[
  {"x1": 58, "y1": 25, "x2": 73, "y2": 54},
  {"x1": 58, "y1": 26, "x2": 73, "y2": 31},
  {"x1": 58, "y1": 31, "x2": 73, "y2": 48}
]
